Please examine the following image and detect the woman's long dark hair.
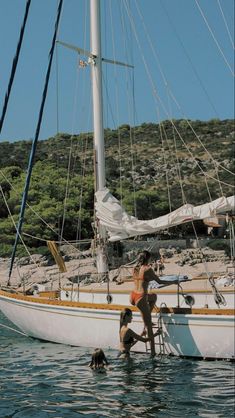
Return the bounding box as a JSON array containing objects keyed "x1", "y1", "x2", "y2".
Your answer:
[
  {"x1": 133, "y1": 250, "x2": 151, "y2": 275},
  {"x1": 89, "y1": 348, "x2": 108, "y2": 368},
  {"x1": 137, "y1": 250, "x2": 151, "y2": 265},
  {"x1": 120, "y1": 308, "x2": 132, "y2": 329}
]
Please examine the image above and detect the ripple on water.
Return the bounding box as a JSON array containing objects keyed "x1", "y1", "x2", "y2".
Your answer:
[{"x1": 0, "y1": 313, "x2": 234, "y2": 418}]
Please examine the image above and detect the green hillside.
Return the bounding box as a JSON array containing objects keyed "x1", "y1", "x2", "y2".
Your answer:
[{"x1": 0, "y1": 118, "x2": 234, "y2": 257}]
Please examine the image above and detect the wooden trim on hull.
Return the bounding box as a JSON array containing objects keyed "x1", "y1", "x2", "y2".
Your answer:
[
  {"x1": 160, "y1": 307, "x2": 235, "y2": 315},
  {"x1": 0, "y1": 289, "x2": 136, "y2": 311},
  {"x1": 0, "y1": 290, "x2": 234, "y2": 316},
  {"x1": 69, "y1": 287, "x2": 234, "y2": 295}
]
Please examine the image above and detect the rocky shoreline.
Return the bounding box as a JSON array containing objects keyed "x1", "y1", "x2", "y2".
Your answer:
[{"x1": 0, "y1": 245, "x2": 231, "y2": 292}]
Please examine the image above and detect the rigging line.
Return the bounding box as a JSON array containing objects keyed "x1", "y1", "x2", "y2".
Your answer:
[
  {"x1": 200, "y1": 164, "x2": 212, "y2": 201},
  {"x1": 159, "y1": 96, "x2": 234, "y2": 189},
  {"x1": 76, "y1": 139, "x2": 87, "y2": 244},
  {"x1": 108, "y1": 0, "x2": 123, "y2": 202},
  {"x1": 109, "y1": 0, "x2": 137, "y2": 215},
  {"x1": 71, "y1": 75, "x2": 91, "y2": 178},
  {"x1": 119, "y1": 2, "x2": 137, "y2": 216},
  {"x1": 102, "y1": 75, "x2": 118, "y2": 129},
  {"x1": 168, "y1": 89, "x2": 235, "y2": 177},
  {"x1": 120, "y1": 1, "x2": 136, "y2": 205},
  {"x1": 104, "y1": 0, "x2": 108, "y2": 126},
  {"x1": 165, "y1": 116, "x2": 234, "y2": 189},
  {"x1": 9, "y1": 0, "x2": 64, "y2": 280},
  {"x1": 158, "y1": 0, "x2": 219, "y2": 117},
  {"x1": 156, "y1": 110, "x2": 174, "y2": 210},
  {"x1": 0, "y1": 169, "x2": 80, "y2": 254},
  {"x1": 60, "y1": 62, "x2": 82, "y2": 244},
  {"x1": 164, "y1": 92, "x2": 188, "y2": 205},
  {"x1": 175, "y1": 126, "x2": 204, "y2": 205},
  {"x1": 135, "y1": 1, "x2": 233, "y2": 180},
  {"x1": 0, "y1": 0, "x2": 31, "y2": 135},
  {"x1": 121, "y1": 3, "x2": 139, "y2": 135},
  {"x1": 109, "y1": 0, "x2": 120, "y2": 124},
  {"x1": 55, "y1": 43, "x2": 61, "y2": 243},
  {"x1": 59, "y1": 135, "x2": 75, "y2": 244},
  {"x1": 55, "y1": 44, "x2": 60, "y2": 135},
  {"x1": 130, "y1": 50, "x2": 233, "y2": 189},
  {"x1": 217, "y1": 0, "x2": 235, "y2": 50},
  {"x1": 0, "y1": 323, "x2": 28, "y2": 337},
  {"x1": 0, "y1": 185, "x2": 40, "y2": 278},
  {"x1": 195, "y1": 0, "x2": 234, "y2": 76},
  {"x1": 190, "y1": 221, "x2": 211, "y2": 286},
  {"x1": 125, "y1": 51, "x2": 138, "y2": 215},
  {"x1": 59, "y1": 150, "x2": 72, "y2": 242},
  {"x1": 22, "y1": 232, "x2": 92, "y2": 244},
  {"x1": 161, "y1": 112, "x2": 186, "y2": 206},
  {"x1": 70, "y1": 127, "x2": 83, "y2": 178},
  {"x1": 130, "y1": 103, "x2": 138, "y2": 218},
  {"x1": 75, "y1": 102, "x2": 92, "y2": 245},
  {"x1": 124, "y1": 0, "x2": 147, "y2": 216},
  {"x1": 71, "y1": 0, "x2": 90, "y2": 177},
  {"x1": 132, "y1": 0, "x2": 167, "y2": 86},
  {"x1": 119, "y1": 0, "x2": 131, "y2": 205},
  {"x1": 214, "y1": 162, "x2": 224, "y2": 198},
  {"x1": 101, "y1": 66, "x2": 131, "y2": 205},
  {"x1": 129, "y1": 126, "x2": 138, "y2": 218},
  {"x1": 54, "y1": 1, "x2": 64, "y2": 244},
  {"x1": 125, "y1": 1, "x2": 202, "y2": 177},
  {"x1": 124, "y1": 0, "x2": 234, "y2": 190},
  {"x1": 229, "y1": 219, "x2": 235, "y2": 261},
  {"x1": 70, "y1": 0, "x2": 90, "y2": 175},
  {"x1": 175, "y1": 122, "x2": 224, "y2": 197},
  {"x1": 76, "y1": 109, "x2": 92, "y2": 245},
  {"x1": 101, "y1": 65, "x2": 125, "y2": 200},
  {"x1": 134, "y1": 0, "x2": 234, "y2": 178}
]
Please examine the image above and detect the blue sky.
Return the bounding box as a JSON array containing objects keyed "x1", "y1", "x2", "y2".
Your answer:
[{"x1": 0, "y1": 0, "x2": 234, "y2": 142}]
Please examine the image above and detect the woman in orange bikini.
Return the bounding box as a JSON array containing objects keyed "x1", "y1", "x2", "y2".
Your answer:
[{"x1": 130, "y1": 250, "x2": 174, "y2": 357}]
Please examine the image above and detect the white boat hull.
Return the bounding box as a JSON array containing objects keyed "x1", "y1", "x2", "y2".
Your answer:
[
  {"x1": 163, "y1": 313, "x2": 234, "y2": 359},
  {"x1": 0, "y1": 290, "x2": 234, "y2": 360}
]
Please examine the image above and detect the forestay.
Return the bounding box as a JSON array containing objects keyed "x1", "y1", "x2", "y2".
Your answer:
[{"x1": 95, "y1": 188, "x2": 235, "y2": 242}]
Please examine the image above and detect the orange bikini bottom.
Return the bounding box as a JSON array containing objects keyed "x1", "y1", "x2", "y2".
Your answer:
[{"x1": 130, "y1": 291, "x2": 144, "y2": 306}]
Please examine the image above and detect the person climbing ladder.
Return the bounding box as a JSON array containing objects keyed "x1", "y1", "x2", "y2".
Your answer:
[{"x1": 130, "y1": 250, "x2": 177, "y2": 356}]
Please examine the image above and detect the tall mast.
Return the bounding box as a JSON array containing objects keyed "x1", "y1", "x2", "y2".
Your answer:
[
  {"x1": 90, "y1": 0, "x2": 105, "y2": 191},
  {"x1": 90, "y1": 0, "x2": 108, "y2": 275}
]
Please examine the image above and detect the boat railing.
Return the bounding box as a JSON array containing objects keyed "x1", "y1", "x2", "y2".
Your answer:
[{"x1": 177, "y1": 282, "x2": 195, "y2": 308}]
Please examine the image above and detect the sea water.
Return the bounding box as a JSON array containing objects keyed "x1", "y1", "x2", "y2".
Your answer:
[{"x1": 0, "y1": 312, "x2": 234, "y2": 418}]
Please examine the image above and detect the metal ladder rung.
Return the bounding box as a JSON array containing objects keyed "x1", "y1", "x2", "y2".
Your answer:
[
  {"x1": 145, "y1": 324, "x2": 165, "y2": 355},
  {"x1": 144, "y1": 303, "x2": 166, "y2": 355}
]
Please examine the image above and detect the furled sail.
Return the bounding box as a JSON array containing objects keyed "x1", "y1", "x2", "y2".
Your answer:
[{"x1": 95, "y1": 188, "x2": 235, "y2": 242}]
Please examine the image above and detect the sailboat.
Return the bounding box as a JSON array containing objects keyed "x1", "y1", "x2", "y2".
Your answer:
[{"x1": 0, "y1": 0, "x2": 234, "y2": 360}]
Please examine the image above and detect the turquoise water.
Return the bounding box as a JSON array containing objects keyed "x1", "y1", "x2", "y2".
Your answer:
[{"x1": 0, "y1": 312, "x2": 234, "y2": 418}]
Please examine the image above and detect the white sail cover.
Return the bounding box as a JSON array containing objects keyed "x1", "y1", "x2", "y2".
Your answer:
[{"x1": 95, "y1": 188, "x2": 235, "y2": 242}]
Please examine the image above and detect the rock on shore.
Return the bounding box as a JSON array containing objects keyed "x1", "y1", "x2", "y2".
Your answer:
[{"x1": 0, "y1": 246, "x2": 231, "y2": 292}]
